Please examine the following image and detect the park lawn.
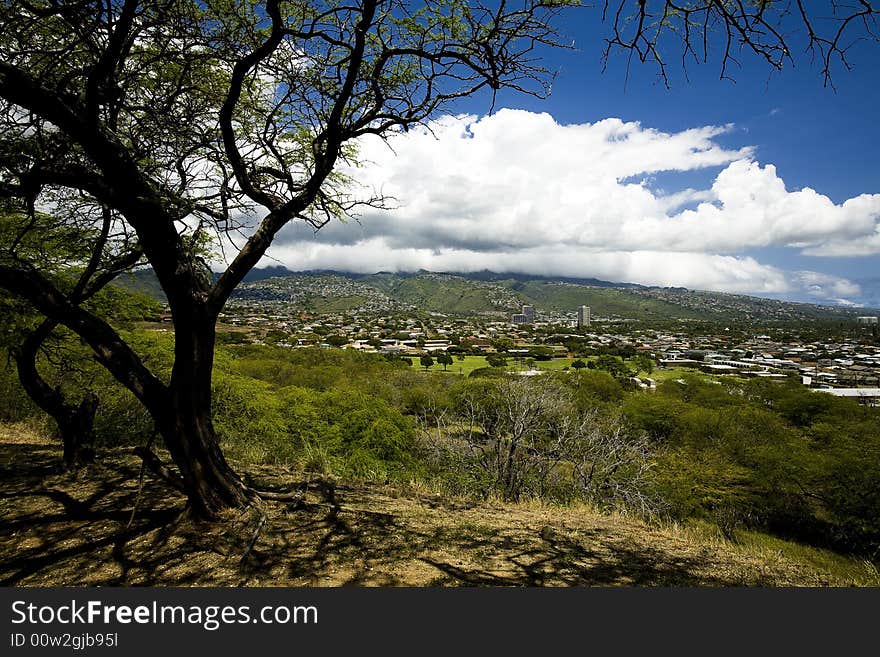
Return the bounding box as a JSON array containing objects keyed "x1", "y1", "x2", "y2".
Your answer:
[
  {"x1": 532, "y1": 357, "x2": 574, "y2": 372},
  {"x1": 424, "y1": 354, "x2": 490, "y2": 376},
  {"x1": 650, "y1": 366, "x2": 701, "y2": 383},
  {"x1": 424, "y1": 355, "x2": 574, "y2": 376},
  {"x1": 650, "y1": 366, "x2": 754, "y2": 387}
]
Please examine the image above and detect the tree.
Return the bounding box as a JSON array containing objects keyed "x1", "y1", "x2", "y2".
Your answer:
[
  {"x1": 526, "y1": 345, "x2": 554, "y2": 361},
  {"x1": 1, "y1": 207, "x2": 144, "y2": 469},
  {"x1": 0, "y1": 1, "x2": 875, "y2": 518},
  {"x1": 0, "y1": 0, "x2": 574, "y2": 517},
  {"x1": 325, "y1": 334, "x2": 349, "y2": 348},
  {"x1": 459, "y1": 338, "x2": 480, "y2": 353},
  {"x1": 491, "y1": 338, "x2": 515, "y2": 354},
  {"x1": 420, "y1": 354, "x2": 434, "y2": 371},
  {"x1": 566, "y1": 410, "x2": 657, "y2": 515},
  {"x1": 631, "y1": 354, "x2": 654, "y2": 377},
  {"x1": 595, "y1": 354, "x2": 631, "y2": 380},
  {"x1": 571, "y1": 359, "x2": 587, "y2": 372},
  {"x1": 450, "y1": 377, "x2": 566, "y2": 500},
  {"x1": 436, "y1": 353, "x2": 453, "y2": 371},
  {"x1": 600, "y1": 1, "x2": 878, "y2": 89},
  {"x1": 486, "y1": 353, "x2": 508, "y2": 368},
  {"x1": 442, "y1": 377, "x2": 657, "y2": 505}
]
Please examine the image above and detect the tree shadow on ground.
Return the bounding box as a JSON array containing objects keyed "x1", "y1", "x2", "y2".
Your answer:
[
  {"x1": 0, "y1": 443, "x2": 187, "y2": 585},
  {"x1": 1, "y1": 442, "x2": 803, "y2": 586},
  {"x1": 420, "y1": 527, "x2": 743, "y2": 586}
]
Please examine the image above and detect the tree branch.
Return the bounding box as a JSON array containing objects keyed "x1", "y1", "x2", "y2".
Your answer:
[{"x1": 0, "y1": 264, "x2": 169, "y2": 410}]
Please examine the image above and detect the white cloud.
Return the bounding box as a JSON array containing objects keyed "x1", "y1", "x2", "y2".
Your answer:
[
  {"x1": 650, "y1": 161, "x2": 880, "y2": 253},
  {"x1": 801, "y1": 224, "x2": 880, "y2": 257},
  {"x1": 790, "y1": 271, "x2": 862, "y2": 300},
  {"x1": 268, "y1": 236, "x2": 832, "y2": 297},
  {"x1": 262, "y1": 109, "x2": 877, "y2": 303}
]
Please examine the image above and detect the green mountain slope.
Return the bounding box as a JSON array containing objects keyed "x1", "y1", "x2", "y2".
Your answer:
[
  {"x1": 506, "y1": 280, "x2": 705, "y2": 319},
  {"x1": 113, "y1": 268, "x2": 167, "y2": 302},
  {"x1": 120, "y1": 266, "x2": 869, "y2": 323},
  {"x1": 360, "y1": 272, "x2": 521, "y2": 313}
]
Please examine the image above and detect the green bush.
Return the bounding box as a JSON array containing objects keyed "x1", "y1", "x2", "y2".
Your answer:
[
  {"x1": 568, "y1": 369, "x2": 625, "y2": 404},
  {"x1": 212, "y1": 373, "x2": 290, "y2": 463},
  {"x1": 277, "y1": 384, "x2": 418, "y2": 481},
  {"x1": 2, "y1": 323, "x2": 877, "y2": 557},
  {"x1": 0, "y1": 359, "x2": 40, "y2": 422}
]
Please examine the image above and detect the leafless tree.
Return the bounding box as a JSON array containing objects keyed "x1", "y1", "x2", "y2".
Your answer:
[
  {"x1": 565, "y1": 409, "x2": 659, "y2": 515},
  {"x1": 430, "y1": 377, "x2": 659, "y2": 510},
  {"x1": 602, "y1": 1, "x2": 879, "y2": 88}
]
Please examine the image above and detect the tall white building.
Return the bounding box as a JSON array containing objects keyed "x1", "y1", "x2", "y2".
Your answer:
[
  {"x1": 577, "y1": 305, "x2": 591, "y2": 327},
  {"x1": 857, "y1": 316, "x2": 879, "y2": 326}
]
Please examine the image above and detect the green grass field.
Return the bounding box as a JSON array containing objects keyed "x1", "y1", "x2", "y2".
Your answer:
[
  {"x1": 420, "y1": 355, "x2": 574, "y2": 376},
  {"x1": 649, "y1": 366, "x2": 703, "y2": 383}
]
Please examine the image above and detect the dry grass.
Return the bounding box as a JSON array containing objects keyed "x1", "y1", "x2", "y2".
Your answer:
[
  {"x1": 0, "y1": 419, "x2": 51, "y2": 445},
  {"x1": 0, "y1": 430, "x2": 874, "y2": 587}
]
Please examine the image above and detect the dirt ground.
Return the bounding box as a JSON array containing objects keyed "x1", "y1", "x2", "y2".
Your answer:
[{"x1": 0, "y1": 425, "x2": 867, "y2": 587}]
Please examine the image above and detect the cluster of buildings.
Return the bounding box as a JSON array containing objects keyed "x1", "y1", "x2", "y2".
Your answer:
[
  {"x1": 213, "y1": 284, "x2": 879, "y2": 403},
  {"x1": 510, "y1": 305, "x2": 535, "y2": 324},
  {"x1": 511, "y1": 304, "x2": 591, "y2": 328},
  {"x1": 653, "y1": 334, "x2": 880, "y2": 403}
]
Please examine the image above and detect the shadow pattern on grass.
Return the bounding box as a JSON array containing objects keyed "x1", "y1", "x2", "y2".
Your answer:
[{"x1": 0, "y1": 442, "x2": 812, "y2": 586}]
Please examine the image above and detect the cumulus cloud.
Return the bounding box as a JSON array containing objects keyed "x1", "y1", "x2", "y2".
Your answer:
[
  {"x1": 801, "y1": 225, "x2": 880, "y2": 257},
  {"x1": 268, "y1": 238, "x2": 790, "y2": 294},
  {"x1": 261, "y1": 109, "x2": 878, "y2": 304},
  {"x1": 790, "y1": 271, "x2": 863, "y2": 303}
]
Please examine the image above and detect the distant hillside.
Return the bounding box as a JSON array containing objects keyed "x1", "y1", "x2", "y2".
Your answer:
[
  {"x1": 231, "y1": 272, "x2": 408, "y2": 314},
  {"x1": 113, "y1": 268, "x2": 166, "y2": 302},
  {"x1": 456, "y1": 270, "x2": 641, "y2": 289},
  {"x1": 360, "y1": 271, "x2": 521, "y2": 314},
  {"x1": 632, "y1": 287, "x2": 863, "y2": 322},
  {"x1": 503, "y1": 279, "x2": 706, "y2": 319},
  {"x1": 115, "y1": 266, "x2": 872, "y2": 323},
  {"x1": 231, "y1": 270, "x2": 870, "y2": 323}
]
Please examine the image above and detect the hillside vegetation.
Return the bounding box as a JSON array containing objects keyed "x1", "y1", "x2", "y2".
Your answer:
[
  {"x1": 362, "y1": 272, "x2": 521, "y2": 314},
  {"x1": 1, "y1": 424, "x2": 877, "y2": 586},
  {"x1": 2, "y1": 330, "x2": 878, "y2": 585},
  {"x1": 508, "y1": 279, "x2": 706, "y2": 319},
  {"x1": 114, "y1": 268, "x2": 872, "y2": 321}
]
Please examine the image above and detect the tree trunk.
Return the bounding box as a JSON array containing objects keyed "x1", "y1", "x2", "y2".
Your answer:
[
  {"x1": 1, "y1": 265, "x2": 252, "y2": 518},
  {"x1": 15, "y1": 320, "x2": 97, "y2": 470},
  {"x1": 502, "y1": 435, "x2": 521, "y2": 501},
  {"x1": 155, "y1": 304, "x2": 251, "y2": 518},
  {"x1": 60, "y1": 392, "x2": 98, "y2": 469}
]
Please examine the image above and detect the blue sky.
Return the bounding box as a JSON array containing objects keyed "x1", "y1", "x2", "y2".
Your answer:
[
  {"x1": 481, "y1": 10, "x2": 880, "y2": 200},
  {"x1": 265, "y1": 6, "x2": 880, "y2": 307},
  {"x1": 514, "y1": 10, "x2": 880, "y2": 301}
]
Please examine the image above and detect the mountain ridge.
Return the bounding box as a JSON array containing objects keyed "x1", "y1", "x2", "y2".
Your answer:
[
  {"x1": 231, "y1": 269, "x2": 874, "y2": 321},
  {"x1": 242, "y1": 266, "x2": 642, "y2": 289},
  {"x1": 114, "y1": 267, "x2": 877, "y2": 321}
]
